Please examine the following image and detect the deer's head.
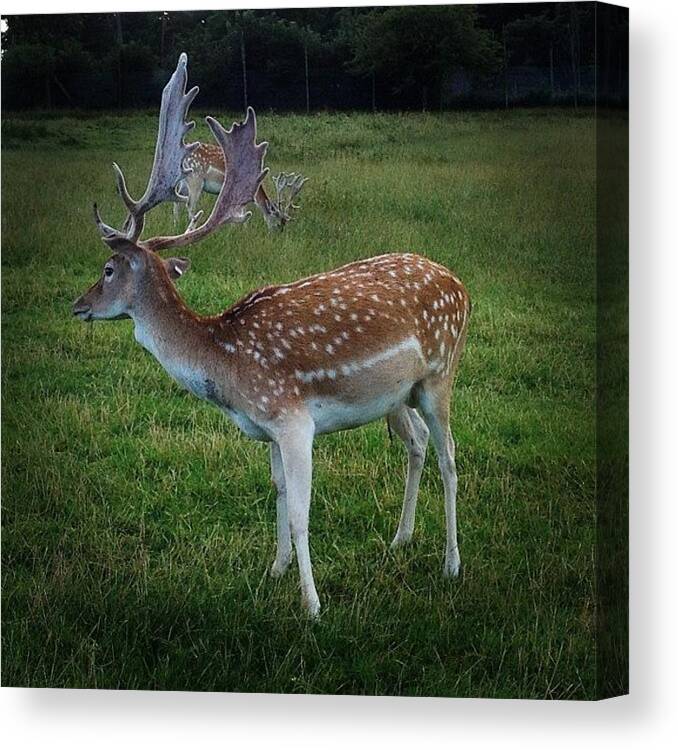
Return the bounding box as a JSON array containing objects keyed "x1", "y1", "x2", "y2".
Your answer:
[
  {"x1": 72, "y1": 53, "x2": 267, "y2": 324},
  {"x1": 73, "y1": 241, "x2": 190, "y2": 321}
]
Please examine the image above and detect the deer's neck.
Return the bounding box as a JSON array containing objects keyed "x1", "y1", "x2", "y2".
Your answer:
[
  {"x1": 132, "y1": 282, "x2": 194, "y2": 357},
  {"x1": 131, "y1": 291, "x2": 268, "y2": 439},
  {"x1": 130, "y1": 279, "x2": 234, "y2": 403}
]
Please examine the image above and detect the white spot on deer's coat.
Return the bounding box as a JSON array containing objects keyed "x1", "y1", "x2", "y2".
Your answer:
[{"x1": 295, "y1": 368, "x2": 326, "y2": 383}]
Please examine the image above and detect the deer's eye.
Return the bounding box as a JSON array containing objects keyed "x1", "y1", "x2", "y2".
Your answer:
[{"x1": 104, "y1": 266, "x2": 114, "y2": 278}]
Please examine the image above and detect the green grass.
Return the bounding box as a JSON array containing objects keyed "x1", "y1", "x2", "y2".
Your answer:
[{"x1": 2, "y1": 109, "x2": 598, "y2": 697}]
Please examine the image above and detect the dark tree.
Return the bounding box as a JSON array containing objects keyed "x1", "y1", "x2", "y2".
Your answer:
[
  {"x1": 0, "y1": 4, "x2": 613, "y2": 112},
  {"x1": 345, "y1": 5, "x2": 500, "y2": 111}
]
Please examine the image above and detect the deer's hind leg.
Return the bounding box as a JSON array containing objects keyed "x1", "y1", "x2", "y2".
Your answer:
[{"x1": 387, "y1": 405, "x2": 429, "y2": 548}]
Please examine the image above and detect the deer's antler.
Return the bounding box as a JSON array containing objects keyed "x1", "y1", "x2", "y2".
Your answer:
[
  {"x1": 143, "y1": 108, "x2": 268, "y2": 253},
  {"x1": 96, "y1": 53, "x2": 199, "y2": 244},
  {"x1": 95, "y1": 53, "x2": 296, "y2": 255},
  {"x1": 255, "y1": 172, "x2": 308, "y2": 231}
]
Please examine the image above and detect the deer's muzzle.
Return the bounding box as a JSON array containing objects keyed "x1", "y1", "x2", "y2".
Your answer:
[{"x1": 72, "y1": 300, "x2": 92, "y2": 321}]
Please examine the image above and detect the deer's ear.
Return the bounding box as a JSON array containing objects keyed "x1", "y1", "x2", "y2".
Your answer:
[{"x1": 164, "y1": 257, "x2": 191, "y2": 280}]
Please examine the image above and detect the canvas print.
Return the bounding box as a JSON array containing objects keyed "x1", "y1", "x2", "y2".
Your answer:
[{"x1": 1, "y1": 2, "x2": 628, "y2": 699}]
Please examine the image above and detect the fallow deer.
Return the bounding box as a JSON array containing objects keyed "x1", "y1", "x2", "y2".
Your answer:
[
  {"x1": 174, "y1": 142, "x2": 306, "y2": 232},
  {"x1": 73, "y1": 54, "x2": 470, "y2": 617}
]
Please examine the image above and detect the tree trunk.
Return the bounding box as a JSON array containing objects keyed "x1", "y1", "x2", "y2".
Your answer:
[
  {"x1": 240, "y1": 30, "x2": 248, "y2": 110},
  {"x1": 160, "y1": 14, "x2": 166, "y2": 68},
  {"x1": 569, "y1": 10, "x2": 579, "y2": 109},
  {"x1": 549, "y1": 43, "x2": 555, "y2": 102},
  {"x1": 603, "y1": 27, "x2": 611, "y2": 100},
  {"x1": 371, "y1": 70, "x2": 376, "y2": 113},
  {"x1": 304, "y1": 43, "x2": 310, "y2": 114},
  {"x1": 503, "y1": 25, "x2": 509, "y2": 109},
  {"x1": 54, "y1": 74, "x2": 74, "y2": 106},
  {"x1": 115, "y1": 13, "x2": 124, "y2": 110}
]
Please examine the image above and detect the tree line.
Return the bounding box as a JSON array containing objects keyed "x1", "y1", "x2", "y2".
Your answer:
[{"x1": 1, "y1": 3, "x2": 628, "y2": 112}]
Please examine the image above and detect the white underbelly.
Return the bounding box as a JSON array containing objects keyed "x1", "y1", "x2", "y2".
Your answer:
[
  {"x1": 308, "y1": 382, "x2": 413, "y2": 435},
  {"x1": 223, "y1": 405, "x2": 270, "y2": 441},
  {"x1": 203, "y1": 167, "x2": 224, "y2": 195},
  {"x1": 203, "y1": 180, "x2": 222, "y2": 195},
  {"x1": 159, "y1": 357, "x2": 268, "y2": 440}
]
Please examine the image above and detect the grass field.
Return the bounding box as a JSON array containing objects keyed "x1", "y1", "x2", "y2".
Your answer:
[{"x1": 2, "y1": 108, "x2": 598, "y2": 697}]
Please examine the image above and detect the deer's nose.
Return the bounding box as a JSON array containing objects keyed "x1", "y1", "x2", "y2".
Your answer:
[{"x1": 72, "y1": 301, "x2": 92, "y2": 319}]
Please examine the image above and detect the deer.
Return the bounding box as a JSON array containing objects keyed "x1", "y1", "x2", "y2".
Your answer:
[
  {"x1": 72, "y1": 53, "x2": 471, "y2": 618},
  {"x1": 173, "y1": 142, "x2": 307, "y2": 232}
]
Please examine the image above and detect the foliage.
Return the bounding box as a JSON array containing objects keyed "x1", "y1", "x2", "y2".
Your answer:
[
  {"x1": 0, "y1": 4, "x2": 624, "y2": 111},
  {"x1": 345, "y1": 5, "x2": 501, "y2": 109}
]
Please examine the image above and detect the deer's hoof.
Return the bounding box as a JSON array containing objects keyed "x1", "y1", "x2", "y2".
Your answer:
[
  {"x1": 270, "y1": 556, "x2": 291, "y2": 578},
  {"x1": 303, "y1": 594, "x2": 321, "y2": 619},
  {"x1": 443, "y1": 550, "x2": 461, "y2": 579},
  {"x1": 390, "y1": 533, "x2": 413, "y2": 549}
]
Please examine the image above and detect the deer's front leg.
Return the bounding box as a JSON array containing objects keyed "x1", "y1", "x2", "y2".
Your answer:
[
  {"x1": 172, "y1": 180, "x2": 189, "y2": 227},
  {"x1": 183, "y1": 173, "x2": 204, "y2": 227},
  {"x1": 270, "y1": 442, "x2": 292, "y2": 577},
  {"x1": 277, "y1": 419, "x2": 320, "y2": 617}
]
